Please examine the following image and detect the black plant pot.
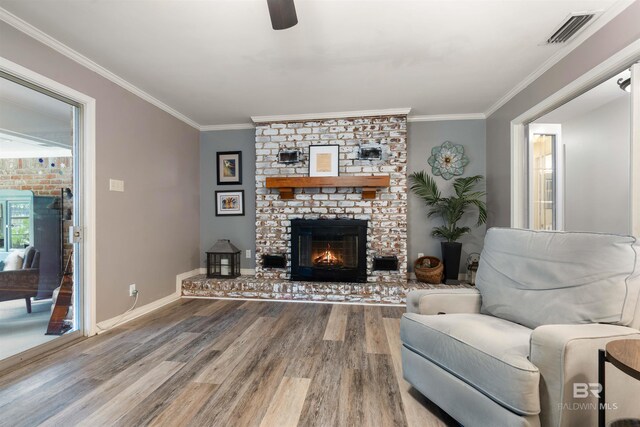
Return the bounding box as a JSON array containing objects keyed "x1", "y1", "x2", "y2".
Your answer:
[{"x1": 441, "y1": 242, "x2": 462, "y2": 282}]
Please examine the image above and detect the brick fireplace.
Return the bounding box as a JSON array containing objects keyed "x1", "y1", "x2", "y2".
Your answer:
[{"x1": 254, "y1": 113, "x2": 408, "y2": 283}]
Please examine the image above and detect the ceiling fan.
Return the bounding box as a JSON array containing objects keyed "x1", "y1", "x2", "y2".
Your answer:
[{"x1": 267, "y1": 0, "x2": 298, "y2": 30}]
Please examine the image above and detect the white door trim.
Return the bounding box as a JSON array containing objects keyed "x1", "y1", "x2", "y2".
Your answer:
[
  {"x1": 631, "y1": 62, "x2": 640, "y2": 237},
  {"x1": 0, "y1": 57, "x2": 98, "y2": 336},
  {"x1": 510, "y1": 39, "x2": 640, "y2": 230}
]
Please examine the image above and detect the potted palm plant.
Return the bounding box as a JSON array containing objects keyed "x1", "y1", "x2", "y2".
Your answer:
[{"x1": 409, "y1": 171, "x2": 487, "y2": 282}]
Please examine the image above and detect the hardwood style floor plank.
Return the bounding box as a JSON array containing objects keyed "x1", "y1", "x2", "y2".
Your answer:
[
  {"x1": 195, "y1": 316, "x2": 275, "y2": 384},
  {"x1": 77, "y1": 360, "x2": 184, "y2": 426},
  {"x1": 364, "y1": 305, "x2": 391, "y2": 354},
  {"x1": 148, "y1": 383, "x2": 218, "y2": 427},
  {"x1": 337, "y1": 368, "x2": 365, "y2": 426},
  {"x1": 260, "y1": 376, "x2": 311, "y2": 427},
  {"x1": 364, "y1": 353, "x2": 408, "y2": 427},
  {"x1": 323, "y1": 304, "x2": 349, "y2": 341},
  {"x1": 0, "y1": 299, "x2": 457, "y2": 427}
]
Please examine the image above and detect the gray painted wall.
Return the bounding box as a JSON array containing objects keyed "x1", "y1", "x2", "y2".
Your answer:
[
  {"x1": 485, "y1": 1, "x2": 640, "y2": 228},
  {"x1": 200, "y1": 129, "x2": 256, "y2": 269},
  {"x1": 1, "y1": 22, "x2": 201, "y2": 322},
  {"x1": 408, "y1": 120, "x2": 486, "y2": 273},
  {"x1": 201, "y1": 120, "x2": 486, "y2": 275},
  {"x1": 562, "y1": 97, "x2": 631, "y2": 234}
]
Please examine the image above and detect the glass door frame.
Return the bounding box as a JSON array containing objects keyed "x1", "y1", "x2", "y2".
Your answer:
[
  {"x1": 527, "y1": 123, "x2": 564, "y2": 231},
  {"x1": 0, "y1": 57, "x2": 97, "y2": 371}
]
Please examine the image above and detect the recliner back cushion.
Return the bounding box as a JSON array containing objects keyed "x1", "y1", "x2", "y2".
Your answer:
[
  {"x1": 476, "y1": 228, "x2": 640, "y2": 329},
  {"x1": 22, "y1": 246, "x2": 36, "y2": 269}
]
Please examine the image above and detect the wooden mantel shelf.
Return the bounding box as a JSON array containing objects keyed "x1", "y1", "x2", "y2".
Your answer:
[{"x1": 266, "y1": 176, "x2": 391, "y2": 200}]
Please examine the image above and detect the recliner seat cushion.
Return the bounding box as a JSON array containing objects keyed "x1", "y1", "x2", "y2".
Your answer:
[
  {"x1": 476, "y1": 228, "x2": 640, "y2": 329},
  {"x1": 400, "y1": 313, "x2": 540, "y2": 416}
]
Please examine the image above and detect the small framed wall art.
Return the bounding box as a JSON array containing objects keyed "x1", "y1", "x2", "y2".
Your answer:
[
  {"x1": 309, "y1": 144, "x2": 339, "y2": 177},
  {"x1": 215, "y1": 190, "x2": 245, "y2": 216},
  {"x1": 217, "y1": 151, "x2": 242, "y2": 185}
]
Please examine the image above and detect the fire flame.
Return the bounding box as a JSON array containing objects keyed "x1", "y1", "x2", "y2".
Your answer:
[{"x1": 314, "y1": 244, "x2": 341, "y2": 265}]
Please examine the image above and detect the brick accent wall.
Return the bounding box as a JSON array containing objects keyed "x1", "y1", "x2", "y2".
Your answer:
[
  {"x1": 0, "y1": 157, "x2": 74, "y2": 270},
  {"x1": 255, "y1": 115, "x2": 408, "y2": 283}
]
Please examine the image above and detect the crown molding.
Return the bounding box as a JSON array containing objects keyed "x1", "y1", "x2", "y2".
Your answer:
[
  {"x1": 0, "y1": 7, "x2": 201, "y2": 130},
  {"x1": 202, "y1": 112, "x2": 484, "y2": 130},
  {"x1": 200, "y1": 123, "x2": 255, "y2": 131},
  {"x1": 484, "y1": 0, "x2": 635, "y2": 118},
  {"x1": 408, "y1": 113, "x2": 485, "y2": 122},
  {"x1": 251, "y1": 108, "x2": 411, "y2": 123}
]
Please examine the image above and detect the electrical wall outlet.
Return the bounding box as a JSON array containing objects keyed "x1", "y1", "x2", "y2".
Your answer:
[
  {"x1": 418, "y1": 252, "x2": 424, "y2": 258},
  {"x1": 129, "y1": 283, "x2": 137, "y2": 296},
  {"x1": 245, "y1": 249, "x2": 251, "y2": 259}
]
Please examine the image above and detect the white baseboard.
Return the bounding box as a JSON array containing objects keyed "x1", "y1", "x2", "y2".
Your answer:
[
  {"x1": 95, "y1": 291, "x2": 180, "y2": 334},
  {"x1": 95, "y1": 267, "x2": 198, "y2": 334},
  {"x1": 95, "y1": 267, "x2": 256, "y2": 334}
]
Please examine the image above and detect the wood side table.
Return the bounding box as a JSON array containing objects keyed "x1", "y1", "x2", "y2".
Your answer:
[{"x1": 598, "y1": 339, "x2": 640, "y2": 427}]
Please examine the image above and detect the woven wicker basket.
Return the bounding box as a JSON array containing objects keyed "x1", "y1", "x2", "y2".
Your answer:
[{"x1": 414, "y1": 256, "x2": 444, "y2": 284}]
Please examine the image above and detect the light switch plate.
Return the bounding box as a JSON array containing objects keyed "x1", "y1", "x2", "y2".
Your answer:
[
  {"x1": 109, "y1": 179, "x2": 124, "y2": 192},
  {"x1": 245, "y1": 250, "x2": 251, "y2": 259}
]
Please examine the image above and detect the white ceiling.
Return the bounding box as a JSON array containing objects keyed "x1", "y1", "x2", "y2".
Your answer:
[
  {"x1": 0, "y1": 76, "x2": 71, "y2": 123},
  {"x1": 0, "y1": 0, "x2": 630, "y2": 127},
  {"x1": 0, "y1": 131, "x2": 72, "y2": 158},
  {"x1": 0, "y1": 75, "x2": 73, "y2": 147}
]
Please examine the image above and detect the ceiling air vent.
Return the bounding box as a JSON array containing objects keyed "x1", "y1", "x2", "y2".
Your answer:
[{"x1": 546, "y1": 13, "x2": 595, "y2": 44}]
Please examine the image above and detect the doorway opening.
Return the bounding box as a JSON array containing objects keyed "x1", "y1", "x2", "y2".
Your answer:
[
  {"x1": 0, "y1": 67, "x2": 89, "y2": 366},
  {"x1": 510, "y1": 47, "x2": 639, "y2": 236},
  {"x1": 527, "y1": 70, "x2": 631, "y2": 234}
]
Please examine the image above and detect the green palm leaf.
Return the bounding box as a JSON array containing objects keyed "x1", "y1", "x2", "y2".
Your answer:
[{"x1": 409, "y1": 171, "x2": 487, "y2": 242}]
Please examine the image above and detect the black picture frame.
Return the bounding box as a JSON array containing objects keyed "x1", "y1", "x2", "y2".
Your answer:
[
  {"x1": 215, "y1": 190, "x2": 245, "y2": 216},
  {"x1": 216, "y1": 151, "x2": 242, "y2": 185}
]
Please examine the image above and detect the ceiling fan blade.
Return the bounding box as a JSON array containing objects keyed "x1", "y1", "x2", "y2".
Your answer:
[{"x1": 267, "y1": 0, "x2": 298, "y2": 30}]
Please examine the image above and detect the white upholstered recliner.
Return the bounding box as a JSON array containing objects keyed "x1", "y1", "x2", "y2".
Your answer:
[{"x1": 401, "y1": 228, "x2": 640, "y2": 427}]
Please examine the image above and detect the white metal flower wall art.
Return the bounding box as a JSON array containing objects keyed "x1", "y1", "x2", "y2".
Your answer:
[{"x1": 428, "y1": 141, "x2": 470, "y2": 180}]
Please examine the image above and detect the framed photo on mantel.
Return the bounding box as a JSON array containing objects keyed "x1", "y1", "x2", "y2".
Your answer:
[
  {"x1": 217, "y1": 151, "x2": 242, "y2": 185},
  {"x1": 309, "y1": 144, "x2": 339, "y2": 177}
]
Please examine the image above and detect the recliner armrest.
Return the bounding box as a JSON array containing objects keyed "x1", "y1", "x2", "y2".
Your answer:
[
  {"x1": 406, "y1": 288, "x2": 481, "y2": 315},
  {"x1": 530, "y1": 324, "x2": 640, "y2": 427}
]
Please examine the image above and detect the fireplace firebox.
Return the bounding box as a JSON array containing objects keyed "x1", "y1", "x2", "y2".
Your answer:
[{"x1": 290, "y1": 219, "x2": 367, "y2": 283}]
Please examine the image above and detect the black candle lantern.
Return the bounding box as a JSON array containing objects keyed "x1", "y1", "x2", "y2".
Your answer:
[{"x1": 206, "y1": 239, "x2": 241, "y2": 278}]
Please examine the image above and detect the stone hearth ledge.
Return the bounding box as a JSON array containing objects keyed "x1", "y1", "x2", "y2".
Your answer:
[{"x1": 181, "y1": 274, "x2": 474, "y2": 304}]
